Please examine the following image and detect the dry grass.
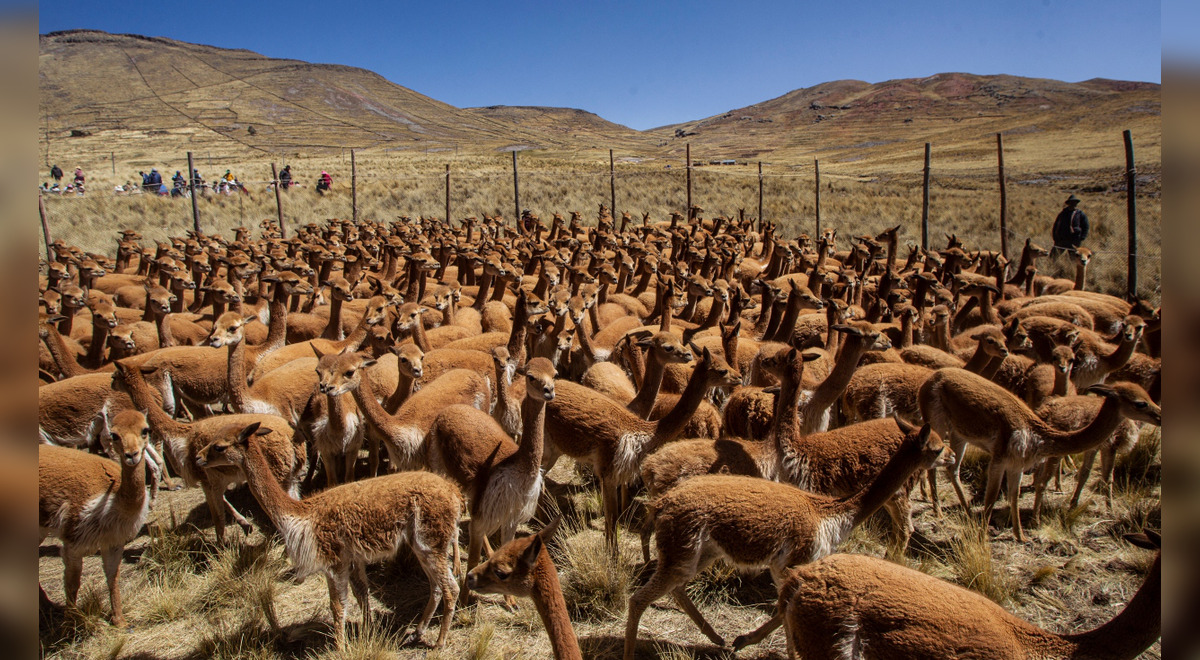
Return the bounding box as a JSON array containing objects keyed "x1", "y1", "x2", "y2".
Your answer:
[
  {"x1": 39, "y1": 444, "x2": 1160, "y2": 659},
  {"x1": 549, "y1": 497, "x2": 636, "y2": 623},
  {"x1": 40, "y1": 146, "x2": 1161, "y2": 303},
  {"x1": 945, "y1": 512, "x2": 1022, "y2": 607}
]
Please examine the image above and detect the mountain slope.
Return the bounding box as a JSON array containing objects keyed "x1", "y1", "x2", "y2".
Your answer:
[
  {"x1": 39, "y1": 31, "x2": 1159, "y2": 175},
  {"x1": 38, "y1": 30, "x2": 655, "y2": 156},
  {"x1": 648, "y1": 72, "x2": 1160, "y2": 172}
]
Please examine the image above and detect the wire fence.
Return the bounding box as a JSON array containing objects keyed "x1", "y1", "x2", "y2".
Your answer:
[{"x1": 39, "y1": 141, "x2": 1161, "y2": 303}]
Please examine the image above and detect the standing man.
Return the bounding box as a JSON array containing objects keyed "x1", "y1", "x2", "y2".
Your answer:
[
  {"x1": 50, "y1": 164, "x2": 63, "y2": 184},
  {"x1": 279, "y1": 164, "x2": 292, "y2": 190},
  {"x1": 1051, "y1": 193, "x2": 1089, "y2": 257}
]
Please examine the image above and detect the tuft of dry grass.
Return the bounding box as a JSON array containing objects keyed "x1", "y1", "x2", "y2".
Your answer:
[
  {"x1": 465, "y1": 621, "x2": 496, "y2": 660},
  {"x1": 196, "y1": 538, "x2": 289, "y2": 632},
  {"x1": 653, "y1": 640, "x2": 698, "y2": 660},
  {"x1": 1112, "y1": 426, "x2": 1161, "y2": 497},
  {"x1": 945, "y1": 513, "x2": 1020, "y2": 607},
  {"x1": 547, "y1": 490, "x2": 635, "y2": 623},
  {"x1": 305, "y1": 619, "x2": 403, "y2": 660},
  {"x1": 1040, "y1": 502, "x2": 1091, "y2": 544},
  {"x1": 139, "y1": 506, "x2": 213, "y2": 584},
  {"x1": 196, "y1": 616, "x2": 279, "y2": 660}
]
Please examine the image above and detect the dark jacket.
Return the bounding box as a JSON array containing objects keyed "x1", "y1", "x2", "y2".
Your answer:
[{"x1": 1052, "y1": 206, "x2": 1089, "y2": 249}]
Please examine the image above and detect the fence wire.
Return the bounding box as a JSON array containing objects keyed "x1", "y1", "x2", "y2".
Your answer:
[{"x1": 39, "y1": 153, "x2": 1160, "y2": 303}]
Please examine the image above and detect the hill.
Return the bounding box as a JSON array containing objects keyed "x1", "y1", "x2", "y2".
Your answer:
[
  {"x1": 39, "y1": 31, "x2": 1159, "y2": 176},
  {"x1": 648, "y1": 72, "x2": 1160, "y2": 174},
  {"x1": 38, "y1": 30, "x2": 656, "y2": 160}
]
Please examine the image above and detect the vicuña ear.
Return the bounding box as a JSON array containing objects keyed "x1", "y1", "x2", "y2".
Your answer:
[
  {"x1": 1085, "y1": 384, "x2": 1117, "y2": 398},
  {"x1": 237, "y1": 422, "x2": 263, "y2": 443},
  {"x1": 311, "y1": 345, "x2": 327, "y2": 360},
  {"x1": 1123, "y1": 531, "x2": 1159, "y2": 551},
  {"x1": 893, "y1": 414, "x2": 916, "y2": 435},
  {"x1": 521, "y1": 533, "x2": 544, "y2": 571},
  {"x1": 539, "y1": 516, "x2": 561, "y2": 543}
]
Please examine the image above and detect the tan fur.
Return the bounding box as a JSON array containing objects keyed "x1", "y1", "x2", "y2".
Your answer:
[
  {"x1": 842, "y1": 363, "x2": 932, "y2": 425},
  {"x1": 330, "y1": 354, "x2": 492, "y2": 473},
  {"x1": 39, "y1": 373, "x2": 146, "y2": 449},
  {"x1": 39, "y1": 411, "x2": 154, "y2": 627},
  {"x1": 466, "y1": 520, "x2": 581, "y2": 660},
  {"x1": 625, "y1": 425, "x2": 949, "y2": 659},
  {"x1": 919, "y1": 368, "x2": 1160, "y2": 540},
  {"x1": 543, "y1": 348, "x2": 741, "y2": 551},
  {"x1": 580, "y1": 361, "x2": 637, "y2": 402},
  {"x1": 198, "y1": 425, "x2": 461, "y2": 648},
  {"x1": 1036, "y1": 395, "x2": 1142, "y2": 516},
  {"x1": 110, "y1": 361, "x2": 306, "y2": 543},
  {"x1": 781, "y1": 545, "x2": 1160, "y2": 660},
  {"x1": 426, "y1": 358, "x2": 556, "y2": 600},
  {"x1": 250, "y1": 296, "x2": 389, "y2": 382}
]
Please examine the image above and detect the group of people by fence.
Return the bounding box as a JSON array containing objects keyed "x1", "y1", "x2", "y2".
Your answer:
[
  {"x1": 41, "y1": 162, "x2": 1094, "y2": 259},
  {"x1": 40, "y1": 164, "x2": 86, "y2": 195},
  {"x1": 40, "y1": 163, "x2": 334, "y2": 197}
]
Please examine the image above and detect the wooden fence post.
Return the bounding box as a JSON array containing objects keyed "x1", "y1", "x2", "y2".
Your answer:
[
  {"x1": 610, "y1": 149, "x2": 616, "y2": 218},
  {"x1": 271, "y1": 162, "x2": 286, "y2": 239},
  {"x1": 1124, "y1": 129, "x2": 1138, "y2": 300},
  {"x1": 445, "y1": 163, "x2": 451, "y2": 224},
  {"x1": 921, "y1": 143, "x2": 931, "y2": 250},
  {"x1": 814, "y1": 159, "x2": 821, "y2": 238},
  {"x1": 757, "y1": 161, "x2": 763, "y2": 232},
  {"x1": 685, "y1": 143, "x2": 693, "y2": 219},
  {"x1": 512, "y1": 150, "x2": 520, "y2": 226},
  {"x1": 39, "y1": 194, "x2": 52, "y2": 262},
  {"x1": 186, "y1": 151, "x2": 200, "y2": 235},
  {"x1": 110, "y1": 152, "x2": 115, "y2": 176},
  {"x1": 350, "y1": 148, "x2": 357, "y2": 224},
  {"x1": 997, "y1": 133, "x2": 1009, "y2": 260}
]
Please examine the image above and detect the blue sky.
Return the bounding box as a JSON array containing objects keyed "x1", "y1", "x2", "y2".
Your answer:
[{"x1": 39, "y1": 0, "x2": 1163, "y2": 130}]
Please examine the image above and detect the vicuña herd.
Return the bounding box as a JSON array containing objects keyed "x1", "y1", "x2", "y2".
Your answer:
[{"x1": 39, "y1": 208, "x2": 1161, "y2": 658}]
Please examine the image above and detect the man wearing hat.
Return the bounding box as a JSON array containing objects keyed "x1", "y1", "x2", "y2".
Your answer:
[{"x1": 1051, "y1": 193, "x2": 1089, "y2": 257}]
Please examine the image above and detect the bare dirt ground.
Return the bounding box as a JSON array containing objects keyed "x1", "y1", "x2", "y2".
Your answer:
[{"x1": 39, "y1": 430, "x2": 1160, "y2": 659}]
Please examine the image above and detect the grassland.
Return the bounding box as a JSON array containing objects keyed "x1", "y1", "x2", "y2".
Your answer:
[
  {"x1": 39, "y1": 147, "x2": 1162, "y2": 303},
  {"x1": 39, "y1": 429, "x2": 1161, "y2": 659}
]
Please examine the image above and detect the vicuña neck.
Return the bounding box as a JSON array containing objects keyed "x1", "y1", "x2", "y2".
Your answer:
[
  {"x1": 43, "y1": 326, "x2": 85, "y2": 378},
  {"x1": 226, "y1": 339, "x2": 249, "y2": 412},
  {"x1": 512, "y1": 393, "x2": 547, "y2": 473},
  {"x1": 1038, "y1": 396, "x2": 1124, "y2": 457},
  {"x1": 240, "y1": 439, "x2": 307, "y2": 526},
  {"x1": 116, "y1": 452, "x2": 148, "y2": 510},
  {"x1": 627, "y1": 352, "x2": 668, "y2": 420},
  {"x1": 651, "y1": 361, "x2": 711, "y2": 446},
  {"x1": 349, "y1": 371, "x2": 401, "y2": 441},
  {"x1": 773, "y1": 364, "x2": 807, "y2": 467},
  {"x1": 383, "y1": 369, "x2": 416, "y2": 415},
  {"x1": 841, "y1": 437, "x2": 926, "y2": 524},
  {"x1": 803, "y1": 335, "x2": 867, "y2": 433},
  {"x1": 127, "y1": 372, "x2": 189, "y2": 446},
  {"x1": 1061, "y1": 553, "x2": 1160, "y2": 660},
  {"x1": 321, "y1": 296, "x2": 344, "y2": 340},
  {"x1": 529, "y1": 547, "x2": 583, "y2": 660},
  {"x1": 84, "y1": 321, "x2": 110, "y2": 369}
]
